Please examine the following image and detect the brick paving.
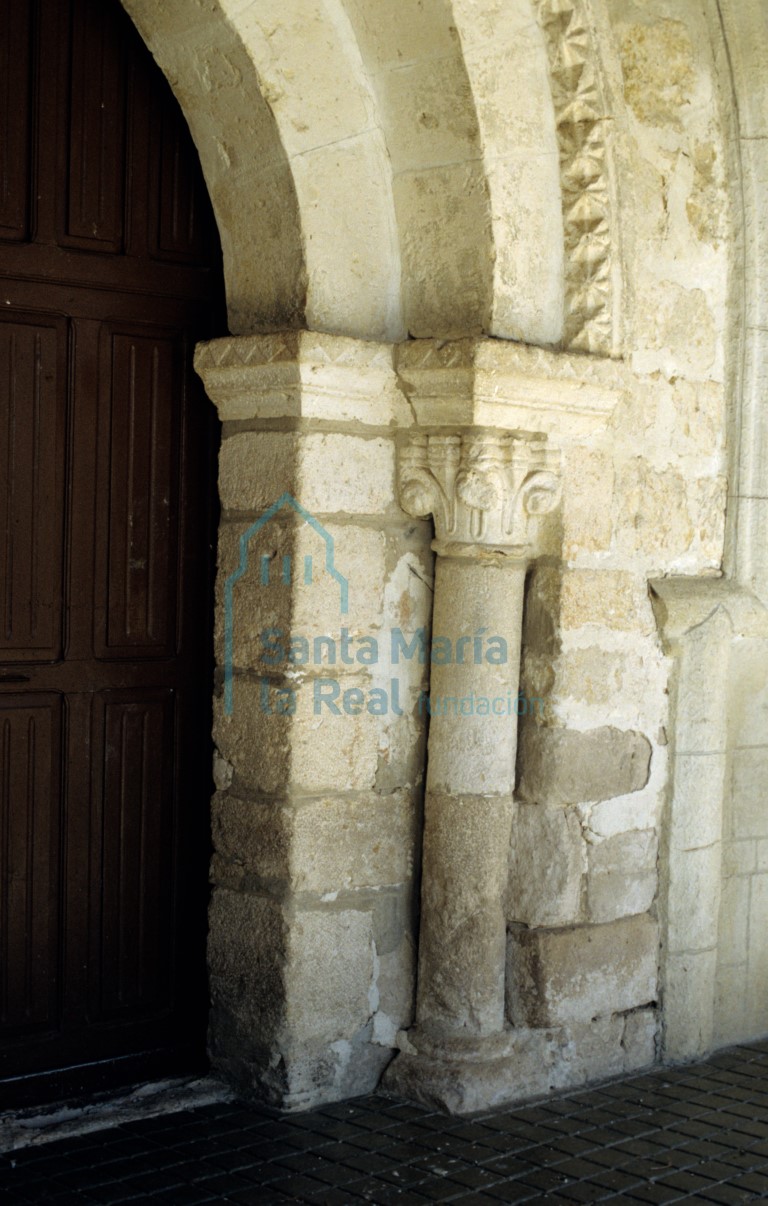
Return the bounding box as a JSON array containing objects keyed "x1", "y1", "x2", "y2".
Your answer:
[{"x1": 2, "y1": 1042, "x2": 768, "y2": 1203}]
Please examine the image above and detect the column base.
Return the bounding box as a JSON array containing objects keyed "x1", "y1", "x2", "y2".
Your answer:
[{"x1": 381, "y1": 1025, "x2": 558, "y2": 1115}]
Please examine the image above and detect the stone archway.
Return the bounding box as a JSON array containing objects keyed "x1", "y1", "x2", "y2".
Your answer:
[
  {"x1": 120, "y1": 0, "x2": 586, "y2": 347},
  {"x1": 118, "y1": 0, "x2": 756, "y2": 1113}
]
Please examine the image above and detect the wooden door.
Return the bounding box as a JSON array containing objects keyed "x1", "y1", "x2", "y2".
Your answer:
[{"x1": 0, "y1": 0, "x2": 222, "y2": 1106}]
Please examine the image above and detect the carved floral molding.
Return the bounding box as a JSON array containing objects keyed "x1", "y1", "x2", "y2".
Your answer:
[{"x1": 535, "y1": 0, "x2": 616, "y2": 357}]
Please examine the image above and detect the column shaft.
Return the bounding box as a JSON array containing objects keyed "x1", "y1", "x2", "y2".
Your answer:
[
  {"x1": 417, "y1": 556, "x2": 526, "y2": 1037},
  {"x1": 386, "y1": 427, "x2": 562, "y2": 1111}
]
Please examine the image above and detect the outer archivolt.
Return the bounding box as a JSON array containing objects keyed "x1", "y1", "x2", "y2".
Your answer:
[{"x1": 535, "y1": 0, "x2": 616, "y2": 357}]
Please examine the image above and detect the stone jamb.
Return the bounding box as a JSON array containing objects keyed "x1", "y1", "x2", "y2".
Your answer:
[
  {"x1": 195, "y1": 331, "x2": 430, "y2": 1108},
  {"x1": 652, "y1": 580, "x2": 768, "y2": 1060},
  {"x1": 651, "y1": 2, "x2": 768, "y2": 1062}
]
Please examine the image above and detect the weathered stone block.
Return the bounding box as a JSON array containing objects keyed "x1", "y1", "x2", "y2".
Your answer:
[
  {"x1": 210, "y1": 794, "x2": 290, "y2": 887},
  {"x1": 622, "y1": 1007, "x2": 659, "y2": 1070},
  {"x1": 207, "y1": 889, "x2": 287, "y2": 1053},
  {"x1": 546, "y1": 642, "x2": 669, "y2": 736},
  {"x1": 295, "y1": 520, "x2": 388, "y2": 641},
  {"x1": 211, "y1": 793, "x2": 418, "y2": 894},
  {"x1": 381, "y1": 56, "x2": 478, "y2": 174},
  {"x1": 372, "y1": 886, "x2": 415, "y2": 957},
  {"x1": 218, "y1": 430, "x2": 395, "y2": 516},
  {"x1": 588, "y1": 788, "x2": 663, "y2": 840},
  {"x1": 560, "y1": 570, "x2": 653, "y2": 634},
  {"x1": 298, "y1": 433, "x2": 395, "y2": 515},
  {"x1": 372, "y1": 935, "x2": 417, "y2": 1047},
  {"x1": 714, "y1": 960, "x2": 750, "y2": 1049},
  {"x1": 550, "y1": 1008, "x2": 657, "y2": 1090},
  {"x1": 723, "y1": 839, "x2": 757, "y2": 877},
  {"x1": 517, "y1": 724, "x2": 652, "y2": 806},
  {"x1": 213, "y1": 683, "x2": 291, "y2": 796},
  {"x1": 718, "y1": 875, "x2": 749, "y2": 964},
  {"x1": 587, "y1": 830, "x2": 658, "y2": 924},
  {"x1": 292, "y1": 136, "x2": 402, "y2": 340},
  {"x1": 285, "y1": 909, "x2": 375, "y2": 1044},
  {"x1": 519, "y1": 651, "x2": 555, "y2": 719},
  {"x1": 671, "y1": 753, "x2": 726, "y2": 851},
  {"x1": 291, "y1": 794, "x2": 417, "y2": 892},
  {"x1": 506, "y1": 914, "x2": 659, "y2": 1027},
  {"x1": 214, "y1": 519, "x2": 294, "y2": 668},
  {"x1": 288, "y1": 676, "x2": 390, "y2": 793},
  {"x1": 507, "y1": 804, "x2": 584, "y2": 927},
  {"x1": 521, "y1": 566, "x2": 560, "y2": 656},
  {"x1": 664, "y1": 948, "x2": 717, "y2": 1059},
  {"x1": 218, "y1": 431, "x2": 296, "y2": 513},
  {"x1": 616, "y1": 459, "x2": 693, "y2": 558},
  {"x1": 345, "y1": 0, "x2": 461, "y2": 65},
  {"x1": 214, "y1": 675, "x2": 384, "y2": 796},
  {"x1": 666, "y1": 843, "x2": 721, "y2": 953},
  {"x1": 667, "y1": 601, "x2": 732, "y2": 755},
  {"x1": 732, "y1": 748, "x2": 768, "y2": 839},
  {"x1": 294, "y1": 522, "x2": 388, "y2": 635},
  {"x1": 552, "y1": 646, "x2": 628, "y2": 709},
  {"x1": 550, "y1": 1015, "x2": 626, "y2": 1089},
  {"x1": 562, "y1": 446, "x2": 614, "y2": 556},
  {"x1": 393, "y1": 162, "x2": 489, "y2": 338},
  {"x1": 745, "y1": 874, "x2": 768, "y2": 1037},
  {"x1": 277, "y1": 1031, "x2": 393, "y2": 1112},
  {"x1": 215, "y1": 520, "x2": 391, "y2": 667}
]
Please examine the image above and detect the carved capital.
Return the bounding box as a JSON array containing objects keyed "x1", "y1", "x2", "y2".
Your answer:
[{"x1": 399, "y1": 433, "x2": 561, "y2": 559}]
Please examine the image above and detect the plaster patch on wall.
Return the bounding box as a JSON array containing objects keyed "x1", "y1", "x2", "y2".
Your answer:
[
  {"x1": 633, "y1": 285, "x2": 717, "y2": 382},
  {"x1": 618, "y1": 20, "x2": 695, "y2": 130},
  {"x1": 686, "y1": 142, "x2": 726, "y2": 246}
]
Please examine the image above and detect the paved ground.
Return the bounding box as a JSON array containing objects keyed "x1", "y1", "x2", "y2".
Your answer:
[{"x1": 3, "y1": 1042, "x2": 768, "y2": 1204}]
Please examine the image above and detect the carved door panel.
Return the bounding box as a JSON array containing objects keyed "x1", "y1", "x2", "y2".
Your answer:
[{"x1": 0, "y1": 0, "x2": 222, "y2": 1105}]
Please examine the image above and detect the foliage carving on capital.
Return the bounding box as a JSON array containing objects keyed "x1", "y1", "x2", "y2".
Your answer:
[{"x1": 399, "y1": 433, "x2": 561, "y2": 557}]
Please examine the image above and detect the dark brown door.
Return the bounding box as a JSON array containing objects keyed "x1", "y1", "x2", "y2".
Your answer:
[{"x1": 0, "y1": 0, "x2": 223, "y2": 1105}]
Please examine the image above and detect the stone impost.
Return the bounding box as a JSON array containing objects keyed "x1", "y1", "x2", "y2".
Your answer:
[{"x1": 384, "y1": 430, "x2": 561, "y2": 1109}]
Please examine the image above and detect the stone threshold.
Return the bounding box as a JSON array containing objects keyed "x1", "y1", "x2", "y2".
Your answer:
[{"x1": 0, "y1": 1075, "x2": 233, "y2": 1154}]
